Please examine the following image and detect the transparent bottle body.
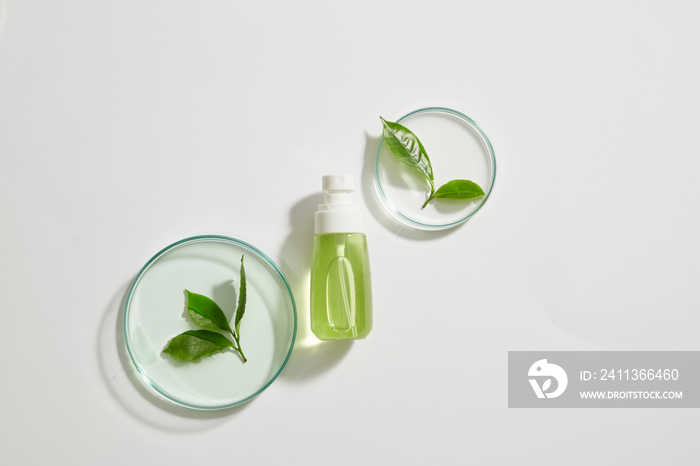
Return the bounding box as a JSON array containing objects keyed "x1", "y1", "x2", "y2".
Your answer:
[{"x1": 310, "y1": 233, "x2": 372, "y2": 340}]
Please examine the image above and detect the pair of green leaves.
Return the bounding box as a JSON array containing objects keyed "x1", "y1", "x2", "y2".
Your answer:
[
  {"x1": 162, "y1": 255, "x2": 248, "y2": 363},
  {"x1": 380, "y1": 117, "x2": 485, "y2": 209}
]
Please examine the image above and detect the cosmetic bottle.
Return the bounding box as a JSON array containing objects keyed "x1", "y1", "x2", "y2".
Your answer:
[{"x1": 310, "y1": 175, "x2": 372, "y2": 340}]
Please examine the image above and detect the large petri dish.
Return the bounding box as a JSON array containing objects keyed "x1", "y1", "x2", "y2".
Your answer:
[
  {"x1": 123, "y1": 235, "x2": 297, "y2": 410},
  {"x1": 375, "y1": 107, "x2": 496, "y2": 230}
]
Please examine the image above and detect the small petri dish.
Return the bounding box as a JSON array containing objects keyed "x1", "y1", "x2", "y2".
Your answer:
[
  {"x1": 374, "y1": 107, "x2": 496, "y2": 230},
  {"x1": 123, "y1": 235, "x2": 297, "y2": 410}
]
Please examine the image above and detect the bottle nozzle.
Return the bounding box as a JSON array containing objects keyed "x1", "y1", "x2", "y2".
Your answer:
[
  {"x1": 315, "y1": 174, "x2": 363, "y2": 234},
  {"x1": 322, "y1": 175, "x2": 355, "y2": 193}
]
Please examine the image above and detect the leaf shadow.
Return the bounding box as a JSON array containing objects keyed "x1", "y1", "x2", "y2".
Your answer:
[{"x1": 211, "y1": 281, "x2": 238, "y2": 323}]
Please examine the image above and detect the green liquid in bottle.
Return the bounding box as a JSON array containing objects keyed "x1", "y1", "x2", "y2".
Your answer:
[{"x1": 310, "y1": 233, "x2": 372, "y2": 340}]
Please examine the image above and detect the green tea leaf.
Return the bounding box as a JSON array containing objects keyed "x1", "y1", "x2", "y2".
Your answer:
[
  {"x1": 163, "y1": 330, "x2": 234, "y2": 361},
  {"x1": 185, "y1": 289, "x2": 232, "y2": 333},
  {"x1": 380, "y1": 117, "x2": 434, "y2": 184},
  {"x1": 433, "y1": 179, "x2": 485, "y2": 200},
  {"x1": 165, "y1": 260, "x2": 250, "y2": 364},
  {"x1": 234, "y1": 255, "x2": 247, "y2": 336}
]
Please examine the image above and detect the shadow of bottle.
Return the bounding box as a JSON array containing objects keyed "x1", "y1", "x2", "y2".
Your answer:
[{"x1": 277, "y1": 192, "x2": 354, "y2": 382}]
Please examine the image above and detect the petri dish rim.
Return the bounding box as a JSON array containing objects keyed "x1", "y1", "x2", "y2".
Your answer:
[
  {"x1": 123, "y1": 234, "x2": 298, "y2": 410},
  {"x1": 374, "y1": 107, "x2": 496, "y2": 230}
]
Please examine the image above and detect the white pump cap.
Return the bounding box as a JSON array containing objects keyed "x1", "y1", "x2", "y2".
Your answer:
[{"x1": 314, "y1": 175, "x2": 364, "y2": 234}]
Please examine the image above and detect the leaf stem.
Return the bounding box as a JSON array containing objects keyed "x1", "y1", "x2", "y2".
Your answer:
[
  {"x1": 230, "y1": 331, "x2": 247, "y2": 363},
  {"x1": 422, "y1": 184, "x2": 436, "y2": 209},
  {"x1": 237, "y1": 346, "x2": 247, "y2": 363}
]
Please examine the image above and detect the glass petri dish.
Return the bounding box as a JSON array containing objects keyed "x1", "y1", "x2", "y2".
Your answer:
[
  {"x1": 374, "y1": 107, "x2": 496, "y2": 230},
  {"x1": 123, "y1": 235, "x2": 297, "y2": 410}
]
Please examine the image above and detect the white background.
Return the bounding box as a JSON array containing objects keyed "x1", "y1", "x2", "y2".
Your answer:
[{"x1": 1, "y1": 1, "x2": 698, "y2": 464}]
